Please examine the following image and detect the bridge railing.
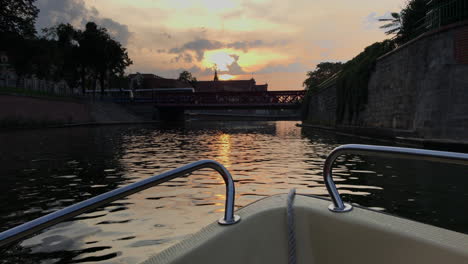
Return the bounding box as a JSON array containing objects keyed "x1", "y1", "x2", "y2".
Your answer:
[{"x1": 129, "y1": 90, "x2": 306, "y2": 106}]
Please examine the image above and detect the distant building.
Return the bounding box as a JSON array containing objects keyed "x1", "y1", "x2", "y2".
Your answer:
[
  {"x1": 194, "y1": 79, "x2": 268, "y2": 92},
  {"x1": 128, "y1": 73, "x2": 190, "y2": 90},
  {"x1": 194, "y1": 70, "x2": 268, "y2": 92},
  {"x1": 127, "y1": 71, "x2": 268, "y2": 93}
]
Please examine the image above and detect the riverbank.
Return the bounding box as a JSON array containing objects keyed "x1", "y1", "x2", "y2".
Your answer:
[
  {"x1": 186, "y1": 112, "x2": 300, "y2": 121},
  {"x1": 298, "y1": 123, "x2": 468, "y2": 151},
  {"x1": 303, "y1": 20, "x2": 468, "y2": 144},
  {"x1": 0, "y1": 93, "x2": 155, "y2": 129}
]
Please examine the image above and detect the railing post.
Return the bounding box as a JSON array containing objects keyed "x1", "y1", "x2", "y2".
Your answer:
[
  {"x1": 0, "y1": 160, "x2": 241, "y2": 247},
  {"x1": 323, "y1": 144, "x2": 468, "y2": 213}
]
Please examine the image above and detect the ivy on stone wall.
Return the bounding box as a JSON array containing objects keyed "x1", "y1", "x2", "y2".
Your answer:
[{"x1": 336, "y1": 40, "x2": 395, "y2": 124}]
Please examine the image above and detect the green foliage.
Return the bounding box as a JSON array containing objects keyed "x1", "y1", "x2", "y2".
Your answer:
[
  {"x1": 398, "y1": 0, "x2": 429, "y2": 43},
  {"x1": 0, "y1": 0, "x2": 38, "y2": 37},
  {"x1": 4, "y1": 21, "x2": 132, "y2": 94},
  {"x1": 178, "y1": 70, "x2": 197, "y2": 85},
  {"x1": 336, "y1": 40, "x2": 395, "y2": 124},
  {"x1": 3, "y1": 35, "x2": 36, "y2": 81},
  {"x1": 379, "y1": 12, "x2": 402, "y2": 36},
  {"x1": 52, "y1": 23, "x2": 83, "y2": 89},
  {"x1": 379, "y1": 0, "x2": 429, "y2": 44},
  {"x1": 303, "y1": 62, "x2": 343, "y2": 91},
  {"x1": 78, "y1": 22, "x2": 132, "y2": 94}
]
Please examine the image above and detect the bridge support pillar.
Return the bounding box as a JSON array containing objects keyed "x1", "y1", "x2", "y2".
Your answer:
[{"x1": 156, "y1": 107, "x2": 185, "y2": 121}]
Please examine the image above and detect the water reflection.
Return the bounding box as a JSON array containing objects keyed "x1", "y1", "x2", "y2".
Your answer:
[
  {"x1": 0, "y1": 121, "x2": 467, "y2": 263},
  {"x1": 216, "y1": 133, "x2": 232, "y2": 167}
]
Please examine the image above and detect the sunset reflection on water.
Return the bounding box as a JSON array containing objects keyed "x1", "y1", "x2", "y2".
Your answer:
[
  {"x1": 216, "y1": 133, "x2": 232, "y2": 167},
  {"x1": 1, "y1": 121, "x2": 467, "y2": 263}
]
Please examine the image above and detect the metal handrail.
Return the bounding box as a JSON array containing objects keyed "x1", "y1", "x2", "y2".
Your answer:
[
  {"x1": 324, "y1": 144, "x2": 468, "y2": 212},
  {"x1": 0, "y1": 160, "x2": 240, "y2": 247}
]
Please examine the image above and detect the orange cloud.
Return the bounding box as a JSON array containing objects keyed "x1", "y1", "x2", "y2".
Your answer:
[{"x1": 79, "y1": 0, "x2": 406, "y2": 89}]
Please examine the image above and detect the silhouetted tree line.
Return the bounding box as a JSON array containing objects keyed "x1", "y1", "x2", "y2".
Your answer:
[{"x1": 0, "y1": 0, "x2": 132, "y2": 94}]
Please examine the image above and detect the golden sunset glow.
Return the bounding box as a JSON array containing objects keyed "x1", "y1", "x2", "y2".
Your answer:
[
  {"x1": 217, "y1": 134, "x2": 231, "y2": 166},
  {"x1": 219, "y1": 74, "x2": 235, "y2": 80},
  {"x1": 202, "y1": 50, "x2": 237, "y2": 71},
  {"x1": 72, "y1": 0, "x2": 407, "y2": 89}
]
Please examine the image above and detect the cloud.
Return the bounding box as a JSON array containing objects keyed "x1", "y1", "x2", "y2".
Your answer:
[
  {"x1": 222, "y1": 9, "x2": 243, "y2": 20},
  {"x1": 162, "y1": 32, "x2": 172, "y2": 39},
  {"x1": 36, "y1": 0, "x2": 89, "y2": 29},
  {"x1": 171, "y1": 53, "x2": 194, "y2": 63},
  {"x1": 68, "y1": 0, "x2": 401, "y2": 89},
  {"x1": 140, "y1": 52, "x2": 245, "y2": 78},
  {"x1": 256, "y1": 62, "x2": 309, "y2": 74},
  {"x1": 226, "y1": 40, "x2": 266, "y2": 52},
  {"x1": 169, "y1": 39, "x2": 223, "y2": 61},
  {"x1": 35, "y1": 0, "x2": 132, "y2": 45},
  {"x1": 363, "y1": 11, "x2": 393, "y2": 30},
  {"x1": 224, "y1": 54, "x2": 245, "y2": 75},
  {"x1": 168, "y1": 38, "x2": 288, "y2": 61},
  {"x1": 313, "y1": 40, "x2": 336, "y2": 59},
  {"x1": 98, "y1": 18, "x2": 131, "y2": 45},
  {"x1": 152, "y1": 66, "x2": 207, "y2": 79}
]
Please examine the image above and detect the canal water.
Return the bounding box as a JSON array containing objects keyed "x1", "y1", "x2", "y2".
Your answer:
[{"x1": 1, "y1": 121, "x2": 467, "y2": 263}]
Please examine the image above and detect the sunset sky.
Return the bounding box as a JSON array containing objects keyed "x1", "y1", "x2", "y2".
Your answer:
[{"x1": 35, "y1": 0, "x2": 406, "y2": 90}]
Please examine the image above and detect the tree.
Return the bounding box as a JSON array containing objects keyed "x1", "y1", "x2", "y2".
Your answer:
[
  {"x1": 379, "y1": 0, "x2": 429, "y2": 44},
  {"x1": 379, "y1": 12, "x2": 402, "y2": 36},
  {"x1": 42, "y1": 22, "x2": 132, "y2": 95},
  {"x1": 42, "y1": 23, "x2": 84, "y2": 92},
  {"x1": 303, "y1": 62, "x2": 343, "y2": 91},
  {"x1": 0, "y1": 0, "x2": 39, "y2": 85},
  {"x1": 398, "y1": 0, "x2": 428, "y2": 43},
  {"x1": 7, "y1": 37, "x2": 35, "y2": 87},
  {"x1": 72, "y1": 22, "x2": 132, "y2": 95},
  {"x1": 54, "y1": 24, "x2": 82, "y2": 90},
  {"x1": 0, "y1": 0, "x2": 39, "y2": 37},
  {"x1": 178, "y1": 70, "x2": 197, "y2": 85}
]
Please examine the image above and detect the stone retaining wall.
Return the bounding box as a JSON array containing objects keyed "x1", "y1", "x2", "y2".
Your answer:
[
  {"x1": 305, "y1": 82, "x2": 337, "y2": 126},
  {"x1": 306, "y1": 21, "x2": 468, "y2": 142},
  {"x1": 0, "y1": 95, "x2": 91, "y2": 127}
]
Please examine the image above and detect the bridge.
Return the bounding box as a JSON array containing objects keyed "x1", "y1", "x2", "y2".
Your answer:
[
  {"x1": 154, "y1": 90, "x2": 305, "y2": 108},
  {"x1": 122, "y1": 90, "x2": 305, "y2": 108},
  {"x1": 114, "y1": 90, "x2": 306, "y2": 120}
]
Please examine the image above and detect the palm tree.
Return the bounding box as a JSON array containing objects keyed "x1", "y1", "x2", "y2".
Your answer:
[{"x1": 379, "y1": 12, "x2": 402, "y2": 36}]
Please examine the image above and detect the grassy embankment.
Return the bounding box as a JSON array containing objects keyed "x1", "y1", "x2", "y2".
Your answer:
[{"x1": 0, "y1": 87, "x2": 86, "y2": 129}]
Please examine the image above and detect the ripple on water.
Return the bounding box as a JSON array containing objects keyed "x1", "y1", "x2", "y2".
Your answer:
[{"x1": 1, "y1": 121, "x2": 467, "y2": 263}]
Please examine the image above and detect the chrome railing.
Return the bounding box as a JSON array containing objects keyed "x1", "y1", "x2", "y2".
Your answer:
[
  {"x1": 0, "y1": 160, "x2": 240, "y2": 247},
  {"x1": 324, "y1": 144, "x2": 468, "y2": 212}
]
